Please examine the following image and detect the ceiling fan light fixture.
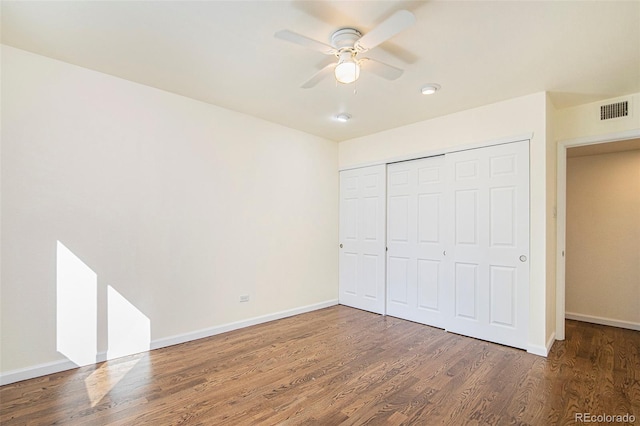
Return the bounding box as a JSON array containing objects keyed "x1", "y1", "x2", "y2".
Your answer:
[
  {"x1": 421, "y1": 84, "x2": 441, "y2": 95},
  {"x1": 334, "y1": 52, "x2": 361, "y2": 84}
]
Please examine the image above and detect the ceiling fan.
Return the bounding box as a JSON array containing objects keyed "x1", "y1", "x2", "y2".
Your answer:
[{"x1": 274, "y1": 9, "x2": 416, "y2": 88}]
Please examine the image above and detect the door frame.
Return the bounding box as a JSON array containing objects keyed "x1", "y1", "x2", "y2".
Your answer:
[{"x1": 555, "y1": 128, "x2": 640, "y2": 340}]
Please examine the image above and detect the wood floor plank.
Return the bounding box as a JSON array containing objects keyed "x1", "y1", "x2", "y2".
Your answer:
[{"x1": 1, "y1": 306, "x2": 639, "y2": 425}]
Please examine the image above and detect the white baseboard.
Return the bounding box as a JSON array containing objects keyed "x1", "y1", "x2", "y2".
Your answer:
[
  {"x1": 1, "y1": 359, "x2": 79, "y2": 387},
  {"x1": 0, "y1": 351, "x2": 108, "y2": 387},
  {"x1": 546, "y1": 332, "x2": 557, "y2": 354},
  {"x1": 150, "y1": 299, "x2": 338, "y2": 350},
  {"x1": 0, "y1": 299, "x2": 338, "y2": 386},
  {"x1": 526, "y1": 331, "x2": 554, "y2": 358},
  {"x1": 565, "y1": 312, "x2": 640, "y2": 331},
  {"x1": 527, "y1": 332, "x2": 556, "y2": 357}
]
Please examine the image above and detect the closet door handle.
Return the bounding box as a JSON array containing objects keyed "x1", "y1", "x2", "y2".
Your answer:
[
  {"x1": 519, "y1": 255, "x2": 527, "y2": 262},
  {"x1": 443, "y1": 250, "x2": 446, "y2": 256}
]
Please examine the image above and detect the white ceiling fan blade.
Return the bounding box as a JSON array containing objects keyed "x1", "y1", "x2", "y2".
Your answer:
[
  {"x1": 301, "y1": 63, "x2": 336, "y2": 88},
  {"x1": 360, "y1": 58, "x2": 404, "y2": 80},
  {"x1": 355, "y1": 10, "x2": 416, "y2": 52},
  {"x1": 274, "y1": 30, "x2": 336, "y2": 55}
]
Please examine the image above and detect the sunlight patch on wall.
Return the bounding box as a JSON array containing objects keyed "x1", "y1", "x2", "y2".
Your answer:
[
  {"x1": 56, "y1": 241, "x2": 97, "y2": 366},
  {"x1": 107, "y1": 285, "x2": 150, "y2": 360}
]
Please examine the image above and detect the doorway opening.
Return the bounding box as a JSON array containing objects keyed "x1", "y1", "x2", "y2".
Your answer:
[{"x1": 556, "y1": 129, "x2": 640, "y2": 340}]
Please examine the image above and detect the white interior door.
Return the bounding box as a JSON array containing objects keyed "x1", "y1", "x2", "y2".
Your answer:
[
  {"x1": 339, "y1": 165, "x2": 386, "y2": 314},
  {"x1": 387, "y1": 156, "x2": 448, "y2": 327},
  {"x1": 446, "y1": 141, "x2": 530, "y2": 349}
]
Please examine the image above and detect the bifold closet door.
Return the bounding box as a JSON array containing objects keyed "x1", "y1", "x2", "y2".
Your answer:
[
  {"x1": 338, "y1": 165, "x2": 386, "y2": 314},
  {"x1": 446, "y1": 140, "x2": 530, "y2": 350},
  {"x1": 387, "y1": 156, "x2": 448, "y2": 328}
]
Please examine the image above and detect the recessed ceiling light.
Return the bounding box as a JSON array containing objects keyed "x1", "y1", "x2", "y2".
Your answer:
[
  {"x1": 336, "y1": 113, "x2": 352, "y2": 123},
  {"x1": 421, "y1": 84, "x2": 441, "y2": 95}
]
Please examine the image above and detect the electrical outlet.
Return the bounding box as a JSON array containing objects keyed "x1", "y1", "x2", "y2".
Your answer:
[{"x1": 239, "y1": 294, "x2": 250, "y2": 303}]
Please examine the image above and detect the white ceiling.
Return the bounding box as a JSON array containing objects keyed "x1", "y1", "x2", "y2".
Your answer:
[{"x1": 2, "y1": 1, "x2": 639, "y2": 142}]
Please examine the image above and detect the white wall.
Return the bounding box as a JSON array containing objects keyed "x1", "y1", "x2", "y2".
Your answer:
[
  {"x1": 555, "y1": 93, "x2": 640, "y2": 141},
  {"x1": 339, "y1": 92, "x2": 552, "y2": 353},
  {"x1": 1, "y1": 46, "x2": 339, "y2": 379},
  {"x1": 566, "y1": 150, "x2": 640, "y2": 327}
]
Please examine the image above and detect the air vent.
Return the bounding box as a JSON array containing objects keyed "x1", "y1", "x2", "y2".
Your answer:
[{"x1": 600, "y1": 101, "x2": 629, "y2": 120}]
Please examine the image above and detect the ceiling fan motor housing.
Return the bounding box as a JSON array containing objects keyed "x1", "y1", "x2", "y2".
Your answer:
[{"x1": 331, "y1": 28, "x2": 362, "y2": 50}]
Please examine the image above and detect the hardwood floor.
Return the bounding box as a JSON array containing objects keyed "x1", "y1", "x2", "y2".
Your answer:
[{"x1": 1, "y1": 305, "x2": 638, "y2": 425}]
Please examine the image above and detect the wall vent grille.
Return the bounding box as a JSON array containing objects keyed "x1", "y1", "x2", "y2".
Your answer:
[{"x1": 600, "y1": 101, "x2": 629, "y2": 120}]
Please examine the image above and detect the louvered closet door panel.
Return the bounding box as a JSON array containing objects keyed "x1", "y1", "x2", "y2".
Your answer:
[
  {"x1": 387, "y1": 156, "x2": 448, "y2": 327},
  {"x1": 339, "y1": 165, "x2": 386, "y2": 314},
  {"x1": 446, "y1": 141, "x2": 529, "y2": 350}
]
